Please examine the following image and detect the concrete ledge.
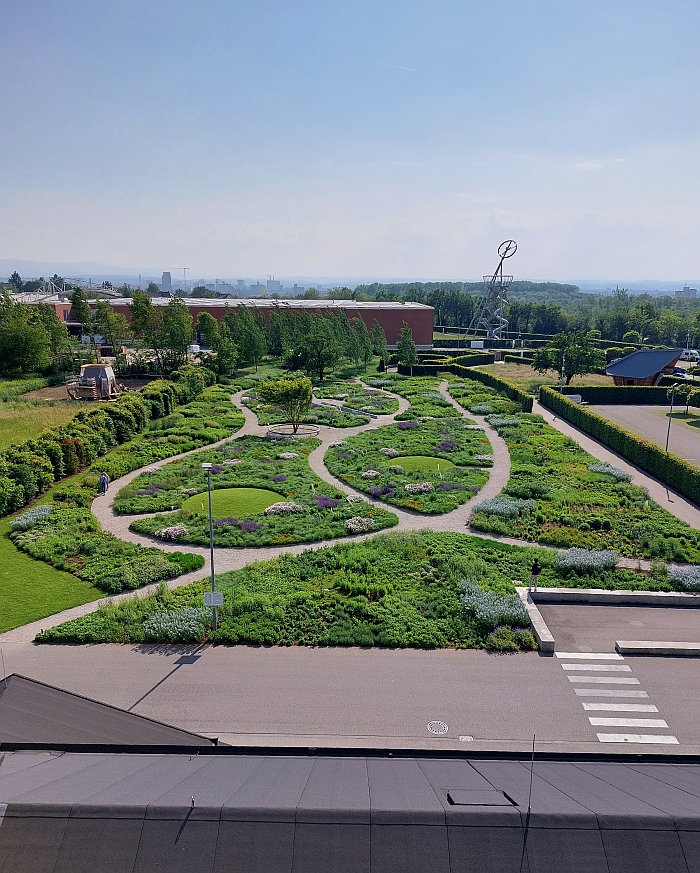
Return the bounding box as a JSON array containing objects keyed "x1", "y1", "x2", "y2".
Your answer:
[
  {"x1": 515, "y1": 587, "x2": 555, "y2": 652},
  {"x1": 530, "y1": 587, "x2": 700, "y2": 607},
  {"x1": 616, "y1": 640, "x2": 700, "y2": 657}
]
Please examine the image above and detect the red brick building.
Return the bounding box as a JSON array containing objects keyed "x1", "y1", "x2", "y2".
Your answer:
[{"x1": 46, "y1": 298, "x2": 434, "y2": 348}]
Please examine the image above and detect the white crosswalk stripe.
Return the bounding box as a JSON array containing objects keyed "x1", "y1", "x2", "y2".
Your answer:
[
  {"x1": 567, "y1": 676, "x2": 640, "y2": 684},
  {"x1": 589, "y1": 717, "x2": 668, "y2": 728},
  {"x1": 597, "y1": 734, "x2": 679, "y2": 744},
  {"x1": 582, "y1": 703, "x2": 658, "y2": 712},
  {"x1": 574, "y1": 689, "x2": 649, "y2": 697},
  {"x1": 562, "y1": 663, "x2": 631, "y2": 672},
  {"x1": 556, "y1": 652, "x2": 624, "y2": 660}
]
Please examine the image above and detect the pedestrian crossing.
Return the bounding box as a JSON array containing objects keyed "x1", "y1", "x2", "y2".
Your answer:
[{"x1": 555, "y1": 650, "x2": 679, "y2": 745}]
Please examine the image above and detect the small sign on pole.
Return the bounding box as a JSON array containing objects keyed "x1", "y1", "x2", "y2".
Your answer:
[{"x1": 204, "y1": 592, "x2": 223, "y2": 607}]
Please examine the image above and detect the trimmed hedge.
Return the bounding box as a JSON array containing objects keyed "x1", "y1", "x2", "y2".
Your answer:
[
  {"x1": 0, "y1": 365, "x2": 216, "y2": 516},
  {"x1": 452, "y1": 365, "x2": 533, "y2": 413},
  {"x1": 552, "y1": 385, "x2": 671, "y2": 405},
  {"x1": 540, "y1": 387, "x2": 700, "y2": 505},
  {"x1": 504, "y1": 354, "x2": 535, "y2": 365},
  {"x1": 397, "y1": 352, "x2": 496, "y2": 377}
]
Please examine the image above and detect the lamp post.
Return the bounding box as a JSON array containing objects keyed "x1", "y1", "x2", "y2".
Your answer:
[
  {"x1": 559, "y1": 351, "x2": 566, "y2": 393},
  {"x1": 665, "y1": 383, "x2": 679, "y2": 454},
  {"x1": 201, "y1": 462, "x2": 217, "y2": 630}
]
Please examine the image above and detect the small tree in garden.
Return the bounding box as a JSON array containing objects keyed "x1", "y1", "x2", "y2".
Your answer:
[
  {"x1": 532, "y1": 331, "x2": 605, "y2": 386},
  {"x1": 396, "y1": 321, "x2": 418, "y2": 375},
  {"x1": 258, "y1": 376, "x2": 312, "y2": 433},
  {"x1": 669, "y1": 383, "x2": 693, "y2": 415},
  {"x1": 371, "y1": 318, "x2": 388, "y2": 364}
]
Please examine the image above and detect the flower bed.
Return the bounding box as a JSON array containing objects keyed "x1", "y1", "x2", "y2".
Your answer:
[
  {"x1": 445, "y1": 377, "x2": 522, "y2": 416},
  {"x1": 240, "y1": 389, "x2": 367, "y2": 428},
  {"x1": 391, "y1": 377, "x2": 462, "y2": 420},
  {"x1": 312, "y1": 380, "x2": 400, "y2": 414},
  {"x1": 324, "y1": 419, "x2": 491, "y2": 513},
  {"x1": 121, "y1": 436, "x2": 398, "y2": 547},
  {"x1": 468, "y1": 413, "x2": 700, "y2": 561},
  {"x1": 36, "y1": 531, "x2": 663, "y2": 648},
  {"x1": 9, "y1": 501, "x2": 203, "y2": 594}
]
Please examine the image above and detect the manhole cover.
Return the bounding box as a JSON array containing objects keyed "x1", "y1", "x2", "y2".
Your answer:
[{"x1": 428, "y1": 721, "x2": 449, "y2": 735}]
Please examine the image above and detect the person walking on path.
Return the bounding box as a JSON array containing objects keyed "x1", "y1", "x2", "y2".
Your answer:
[
  {"x1": 98, "y1": 472, "x2": 109, "y2": 495},
  {"x1": 528, "y1": 558, "x2": 542, "y2": 593}
]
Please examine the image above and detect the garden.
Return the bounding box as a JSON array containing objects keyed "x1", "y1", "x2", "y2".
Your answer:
[
  {"x1": 445, "y1": 377, "x2": 522, "y2": 416},
  {"x1": 240, "y1": 388, "x2": 368, "y2": 428},
  {"x1": 311, "y1": 379, "x2": 401, "y2": 416},
  {"x1": 324, "y1": 418, "x2": 492, "y2": 513},
  {"x1": 390, "y1": 377, "x2": 463, "y2": 420},
  {"x1": 469, "y1": 413, "x2": 700, "y2": 561},
  {"x1": 37, "y1": 530, "x2": 684, "y2": 649},
  {"x1": 119, "y1": 436, "x2": 398, "y2": 547},
  {"x1": 97, "y1": 384, "x2": 246, "y2": 480},
  {"x1": 9, "y1": 498, "x2": 203, "y2": 595}
]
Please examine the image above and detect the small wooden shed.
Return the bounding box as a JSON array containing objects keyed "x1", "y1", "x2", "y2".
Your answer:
[{"x1": 66, "y1": 364, "x2": 120, "y2": 400}]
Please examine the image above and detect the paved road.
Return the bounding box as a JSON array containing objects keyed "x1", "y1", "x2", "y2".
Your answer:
[{"x1": 589, "y1": 404, "x2": 700, "y2": 468}]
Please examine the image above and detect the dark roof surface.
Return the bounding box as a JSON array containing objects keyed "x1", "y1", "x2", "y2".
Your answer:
[
  {"x1": 1, "y1": 752, "x2": 700, "y2": 872},
  {"x1": 606, "y1": 348, "x2": 683, "y2": 378},
  {"x1": 0, "y1": 674, "x2": 215, "y2": 747}
]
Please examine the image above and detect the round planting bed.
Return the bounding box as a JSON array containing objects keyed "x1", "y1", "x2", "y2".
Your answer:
[
  {"x1": 267, "y1": 423, "x2": 320, "y2": 439},
  {"x1": 394, "y1": 456, "x2": 456, "y2": 473}
]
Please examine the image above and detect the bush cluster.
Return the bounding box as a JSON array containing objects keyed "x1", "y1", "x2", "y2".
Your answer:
[
  {"x1": 555, "y1": 548, "x2": 620, "y2": 573},
  {"x1": 459, "y1": 580, "x2": 531, "y2": 630}
]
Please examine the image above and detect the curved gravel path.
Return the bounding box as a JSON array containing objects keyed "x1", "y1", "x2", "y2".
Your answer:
[{"x1": 2, "y1": 379, "x2": 691, "y2": 642}]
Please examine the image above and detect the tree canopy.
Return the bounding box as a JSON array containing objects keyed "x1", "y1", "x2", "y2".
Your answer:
[
  {"x1": 532, "y1": 331, "x2": 606, "y2": 385},
  {"x1": 258, "y1": 376, "x2": 312, "y2": 433}
]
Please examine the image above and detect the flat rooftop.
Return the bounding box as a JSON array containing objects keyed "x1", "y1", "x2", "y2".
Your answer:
[{"x1": 42, "y1": 295, "x2": 433, "y2": 310}]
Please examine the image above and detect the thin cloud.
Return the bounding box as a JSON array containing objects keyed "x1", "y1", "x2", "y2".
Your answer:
[
  {"x1": 575, "y1": 161, "x2": 603, "y2": 171},
  {"x1": 374, "y1": 62, "x2": 418, "y2": 72}
]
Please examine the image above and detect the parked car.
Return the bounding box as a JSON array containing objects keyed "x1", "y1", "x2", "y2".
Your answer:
[{"x1": 679, "y1": 349, "x2": 699, "y2": 361}]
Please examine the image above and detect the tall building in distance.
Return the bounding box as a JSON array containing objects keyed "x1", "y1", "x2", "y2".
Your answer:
[
  {"x1": 161, "y1": 272, "x2": 172, "y2": 295},
  {"x1": 675, "y1": 285, "x2": 697, "y2": 299}
]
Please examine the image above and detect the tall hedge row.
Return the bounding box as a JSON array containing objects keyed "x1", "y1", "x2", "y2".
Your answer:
[
  {"x1": 397, "y1": 352, "x2": 495, "y2": 377},
  {"x1": 0, "y1": 365, "x2": 215, "y2": 517},
  {"x1": 554, "y1": 385, "x2": 671, "y2": 405},
  {"x1": 539, "y1": 387, "x2": 700, "y2": 505}
]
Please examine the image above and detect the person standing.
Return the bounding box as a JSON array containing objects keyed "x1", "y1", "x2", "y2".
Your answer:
[
  {"x1": 98, "y1": 472, "x2": 109, "y2": 495},
  {"x1": 528, "y1": 558, "x2": 542, "y2": 593}
]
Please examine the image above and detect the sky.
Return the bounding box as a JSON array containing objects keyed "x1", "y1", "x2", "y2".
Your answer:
[{"x1": 2, "y1": 0, "x2": 700, "y2": 282}]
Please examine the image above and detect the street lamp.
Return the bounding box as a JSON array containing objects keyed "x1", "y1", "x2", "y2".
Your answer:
[
  {"x1": 665, "y1": 383, "x2": 679, "y2": 454},
  {"x1": 201, "y1": 463, "x2": 219, "y2": 630}
]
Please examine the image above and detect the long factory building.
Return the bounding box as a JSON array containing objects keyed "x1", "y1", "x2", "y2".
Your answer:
[{"x1": 43, "y1": 297, "x2": 435, "y2": 349}]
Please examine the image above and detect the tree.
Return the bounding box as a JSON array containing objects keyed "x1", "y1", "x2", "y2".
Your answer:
[
  {"x1": 622, "y1": 330, "x2": 642, "y2": 345},
  {"x1": 8, "y1": 272, "x2": 23, "y2": 291},
  {"x1": 162, "y1": 297, "x2": 193, "y2": 368},
  {"x1": 195, "y1": 312, "x2": 238, "y2": 375},
  {"x1": 396, "y1": 322, "x2": 418, "y2": 375},
  {"x1": 371, "y1": 318, "x2": 388, "y2": 363},
  {"x1": 129, "y1": 291, "x2": 167, "y2": 371},
  {"x1": 191, "y1": 285, "x2": 217, "y2": 298},
  {"x1": 70, "y1": 288, "x2": 100, "y2": 360},
  {"x1": 351, "y1": 316, "x2": 373, "y2": 371},
  {"x1": 0, "y1": 295, "x2": 51, "y2": 372},
  {"x1": 669, "y1": 383, "x2": 693, "y2": 415},
  {"x1": 35, "y1": 303, "x2": 70, "y2": 355},
  {"x1": 195, "y1": 311, "x2": 220, "y2": 349},
  {"x1": 532, "y1": 331, "x2": 606, "y2": 386},
  {"x1": 96, "y1": 300, "x2": 130, "y2": 356},
  {"x1": 258, "y1": 376, "x2": 312, "y2": 433},
  {"x1": 236, "y1": 306, "x2": 267, "y2": 370},
  {"x1": 146, "y1": 282, "x2": 160, "y2": 295},
  {"x1": 297, "y1": 317, "x2": 341, "y2": 381}
]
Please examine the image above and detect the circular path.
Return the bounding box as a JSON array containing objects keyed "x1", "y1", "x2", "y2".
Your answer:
[{"x1": 2, "y1": 379, "x2": 699, "y2": 642}]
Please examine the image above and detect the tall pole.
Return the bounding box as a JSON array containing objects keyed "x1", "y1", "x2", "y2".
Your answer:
[
  {"x1": 665, "y1": 383, "x2": 678, "y2": 454},
  {"x1": 559, "y1": 350, "x2": 566, "y2": 393},
  {"x1": 202, "y1": 463, "x2": 217, "y2": 630}
]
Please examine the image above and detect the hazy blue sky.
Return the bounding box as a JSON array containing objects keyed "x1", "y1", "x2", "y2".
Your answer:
[{"x1": 2, "y1": 0, "x2": 699, "y2": 281}]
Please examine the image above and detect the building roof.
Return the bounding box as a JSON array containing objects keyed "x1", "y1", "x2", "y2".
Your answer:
[
  {"x1": 0, "y1": 674, "x2": 216, "y2": 747},
  {"x1": 1, "y1": 750, "x2": 699, "y2": 871},
  {"x1": 34, "y1": 294, "x2": 433, "y2": 311},
  {"x1": 606, "y1": 348, "x2": 683, "y2": 379}
]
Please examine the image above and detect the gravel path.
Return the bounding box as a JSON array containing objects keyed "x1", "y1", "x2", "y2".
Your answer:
[{"x1": 2, "y1": 381, "x2": 694, "y2": 642}]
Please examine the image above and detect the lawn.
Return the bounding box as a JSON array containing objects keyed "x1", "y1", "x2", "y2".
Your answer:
[
  {"x1": 0, "y1": 400, "x2": 79, "y2": 450},
  {"x1": 398, "y1": 456, "x2": 456, "y2": 473},
  {"x1": 182, "y1": 487, "x2": 281, "y2": 517},
  {"x1": 474, "y1": 363, "x2": 612, "y2": 394}
]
